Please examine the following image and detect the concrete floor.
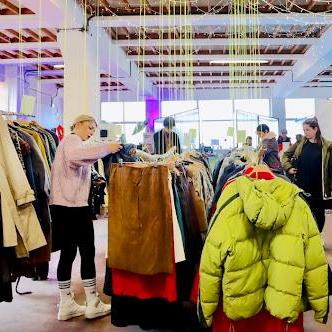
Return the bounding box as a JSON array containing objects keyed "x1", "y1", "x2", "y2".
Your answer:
[{"x1": 1, "y1": 216, "x2": 332, "y2": 332}]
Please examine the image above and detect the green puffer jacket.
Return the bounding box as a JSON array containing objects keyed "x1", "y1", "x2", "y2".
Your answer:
[{"x1": 198, "y1": 176, "x2": 328, "y2": 327}]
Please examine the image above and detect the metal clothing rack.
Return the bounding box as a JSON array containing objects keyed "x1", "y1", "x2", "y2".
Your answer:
[
  {"x1": 0, "y1": 110, "x2": 36, "y2": 118},
  {"x1": 0, "y1": 109, "x2": 35, "y2": 296}
]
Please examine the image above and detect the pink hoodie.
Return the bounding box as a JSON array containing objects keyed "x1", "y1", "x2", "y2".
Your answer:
[{"x1": 49, "y1": 134, "x2": 111, "y2": 207}]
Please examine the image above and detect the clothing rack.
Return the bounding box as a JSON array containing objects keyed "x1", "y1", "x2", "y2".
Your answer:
[
  {"x1": 0, "y1": 111, "x2": 36, "y2": 118},
  {"x1": 106, "y1": 153, "x2": 214, "y2": 330},
  {"x1": 118, "y1": 158, "x2": 159, "y2": 168}
]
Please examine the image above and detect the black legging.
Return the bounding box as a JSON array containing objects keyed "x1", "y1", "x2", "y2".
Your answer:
[
  {"x1": 305, "y1": 197, "x2": 326, "y2": 233},
  {"x1": 310, "y1": 206, "x2": 326, "y2": 233},
  {"x1": 51, "y1": 206, "x2": 96, "y2": 281}
]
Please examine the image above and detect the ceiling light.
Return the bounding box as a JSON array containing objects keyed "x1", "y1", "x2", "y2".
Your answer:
[
  {"x1": 210, "y1": 60, "x2": 269, "y2": 64},
  {"x1": 54, "y1": 64, "x2": 64, "y2": 69},
  {"x1": 327, "y1": 97, "x2": 332, "y2": 100}
]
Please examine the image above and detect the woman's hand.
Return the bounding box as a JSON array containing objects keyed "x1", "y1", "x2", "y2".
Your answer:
[
  {"x1": 288, "y1": 168, "x2": 297, "y2": 175},
  {"x1": 108, "y1": 142, "x2": 122, "y2": 154}
]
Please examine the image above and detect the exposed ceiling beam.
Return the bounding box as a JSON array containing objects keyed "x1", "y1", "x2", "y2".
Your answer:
[
  {"x1": 0, "y1": 56, "x2": 63, "y2": 64},
  {"x1": 28, "y1": 69, "x2": 64, "y2": 76},
  {"x1": 97, "y1": 28, "x2": 154, "y2": 97},
  {"x1": 0, "y1": 0, "x2": 83, "y2": 29},
  {"x1": 1, "y1": 50, "x2": 16, "y2": 58},
  {"x1": 41, "y1": 28, "x2": 57, "y2": 41},
  {"x1": 93, "y1": 13, "x2": 332, "y2": 28},
  {"x1": 115, "y1": 37, "x2": 317, "y2": 48},
  {"x1": 143, "y1": 65, "x2": 292, "y2": 73},
  {"x1": 307, "y1": 0, "x2": 316, "y2": 11},
  {"x1": 127, "y1": 53, "x2": 304, "y2": 61},
  {"x1": 273, "y1": 26, "x2": 332, "y2": 97},
  {"x1": 42, "y1": 49, "x2": 57, "y2": 57},
  {"x1": 6, "y1": 29, "x2": 28, "y2": 42},
  {"x1": 0, "y1": 32, "x2": 10, "y2": 43},
  {"x1": 153, "y1": 82, "x2": 276, "y2": 89},
  {"x1": 23, "y1": 28, "x2": 40, "y2": 40},
  {"x1": 0, "y1": 0, "x2": 19, "y2": 14},
  {"x1": 38, "y1": 77, "x2": 119, "y2": 84},
  {"x1": 100, "y1": 86, "x2": 332, "y2": 102},
  {"x1": 0, "y1": 41, "x2": 58, "y2": 51},
  {"x1": 153, "y1": 75, "x2": 281, "y2": 82}
]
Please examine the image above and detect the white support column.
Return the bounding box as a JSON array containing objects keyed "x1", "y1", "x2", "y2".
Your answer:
[
  {"x1": 271, "y1": 98, "x2": 286, "y2": 133},
  {"x1": 57, "y1": 27, "x2": 100, "y2": 134},
  {"x1": 315, "y1": 99, "x2": 332, "y2": 140},
  {"x1": 5, "y1": 65, "x2": 19, "y2": 113}
]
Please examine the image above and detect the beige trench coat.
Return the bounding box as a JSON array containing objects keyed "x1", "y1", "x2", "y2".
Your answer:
[{"x1": 0, "y1": 116, "x2": 46, "y2": 256}]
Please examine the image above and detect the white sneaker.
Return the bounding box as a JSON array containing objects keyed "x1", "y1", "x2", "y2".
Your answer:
[
  {"x1": 57, "y1": 293, "x2": 86, "y2": 321},
  {"x1": 85, "y1": 295, "x2": 111, "y2": 319}
]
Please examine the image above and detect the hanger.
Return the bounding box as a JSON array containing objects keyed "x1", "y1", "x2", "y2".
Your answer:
[{"x1": 244, "y1": 163, "x2": 275, "y2": 179}]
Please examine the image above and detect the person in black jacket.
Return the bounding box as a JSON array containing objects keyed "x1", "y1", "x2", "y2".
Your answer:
[
  {"x1": 153, "y1": 117, "x2": 181, "y2": 154},
  {"x1": 278, "y1": 128, "x2": 291, "y2": 144}
]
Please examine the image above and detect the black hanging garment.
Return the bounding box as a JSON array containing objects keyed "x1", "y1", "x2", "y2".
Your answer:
[{"x1": 0, "y1": 195, "x2": 15, "y2": 302}]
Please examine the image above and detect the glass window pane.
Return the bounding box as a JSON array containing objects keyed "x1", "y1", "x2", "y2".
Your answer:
[
  {"x1": 285, "y1": 98, "x2": 315, "y2": 118},
  {"x1": 124, "y1": 102, "x2": 146, "y2": 122},
  {"x1": 123, "y1": 123, "x2": 144, "y2": 145},
  {"x1": 101, "y1": 102, "x2": 124, "y2": 123},
  {"x1": 285, "y1": 119, "x2": 304, "y2": 143},
  {"x1": 201, "y1": 120, "x2": 235, "y2": 149},
  {"x1": 161, "y1": 100, "x2": 197, "y2": 117},
  {"x1": 285, "y1": 99, "x2": 315, "y2": 143},
  {"x1": 198, "y1": 100, "x2": 233, "y2": 120},
  {"x1": 234, "y1": 99, "x2": 270, "y2": 116}
]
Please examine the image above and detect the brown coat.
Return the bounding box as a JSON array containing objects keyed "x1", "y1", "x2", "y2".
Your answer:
[{"x1": 108, "y1": 164, "x2": 173, "y2": 275}]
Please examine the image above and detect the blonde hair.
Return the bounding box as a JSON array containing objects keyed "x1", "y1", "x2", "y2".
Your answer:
[{"x1": 70, "y1": 115, "x2": 97, "y2": 132}]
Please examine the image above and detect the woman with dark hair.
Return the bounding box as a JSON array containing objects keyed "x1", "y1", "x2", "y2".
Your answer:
[
  {"x1": 282, "y1": 117, "x2": 332, "y2": 232},
  {"x1": 256, "y1": 124, "x2": 283, "y2": 173}
]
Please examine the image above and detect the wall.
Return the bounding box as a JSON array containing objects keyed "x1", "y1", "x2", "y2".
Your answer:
[
  {"x1": 315, "y1": 98, "x2": 332, "y2": 140},
  {"x1": 21, "y1": 77, "x2": 63, "y2": 129},
  {"x1": 0, "y1": 81, "x2": 8, "y2": 112}
]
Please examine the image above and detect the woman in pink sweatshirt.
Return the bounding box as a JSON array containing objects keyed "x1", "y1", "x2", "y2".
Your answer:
[{"x1": 49, "y1": 114, "x2": 121, "y2": 321}]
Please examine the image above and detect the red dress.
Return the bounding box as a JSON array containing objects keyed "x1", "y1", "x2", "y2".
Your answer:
[{"x1": 111, "y1": 267, "x2": 177, "y2": 302}]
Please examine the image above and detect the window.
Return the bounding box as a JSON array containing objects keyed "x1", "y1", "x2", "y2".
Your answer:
[
  {"x1": 285, "y1": 98, "x2": 315, "y2": 142},
  {"x1": 198, "y1": 100, "x2": 233, "y2": 120},
  {"x1": 161, "y1": 100, "x2": 197, "y2": 117},
  {"x1": 234, "y1": 99, "x2": 270, "y2": 116},
  {"x1": 101, "y1": 102, "x2": 124, "y2": 123},
  {"x1": 198, "y1": 100, "x2": 235, "y2": 148},
  {"x1": 124, "y1": 102, "x2": 146, "y2": 122},
  {"x1": 101, "y1": 101, "x2": 146, "y2": 144},
  {"x1": 285, "y1": 98, "x2": 315, "y2": 118}
]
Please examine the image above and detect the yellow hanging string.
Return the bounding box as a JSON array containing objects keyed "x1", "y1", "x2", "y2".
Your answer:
[
  {"x1": 18, "y1": 0, "x2": 23, "y2": 112},
  {"x1": 142, "y1": 0, "x2": 146, "y2": 102},
  {"x1": 136, "y1": 0, "x2": 142, "y2": 102},
  {"x1": 37, "y1": 0, "x2": 42, "y2": 119},
  {"x1": 83, "y1": 0, "x2": 88, "y2": 114}
]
